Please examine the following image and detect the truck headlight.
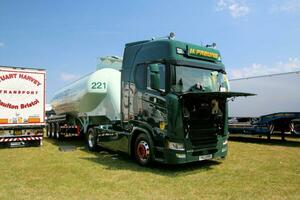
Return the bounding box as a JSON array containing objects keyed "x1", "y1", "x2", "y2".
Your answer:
[{"x1": 167, "y1": 141, "x2": 185, "y2": 151}]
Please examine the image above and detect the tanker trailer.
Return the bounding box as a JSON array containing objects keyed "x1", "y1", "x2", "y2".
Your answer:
[{"x1": 47, "y1": 56, "x2": 121, "y2": 139}]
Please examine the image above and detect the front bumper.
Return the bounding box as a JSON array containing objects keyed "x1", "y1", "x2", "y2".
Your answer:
[
  {"x1": 0, "y1": 135, "x2": 43, "y2": 147},
  {"x1": 156, "y1": 143, "x2": 228, "y2": 164}
]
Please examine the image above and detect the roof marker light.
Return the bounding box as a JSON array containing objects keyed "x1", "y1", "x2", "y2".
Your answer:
[{"x1": 176, "y1": 48, "x2": 184, "y2": 55}]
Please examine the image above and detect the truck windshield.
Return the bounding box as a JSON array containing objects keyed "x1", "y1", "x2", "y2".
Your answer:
[{"x1": 171, "y1": 65, "x2": 230, "y2": 93}]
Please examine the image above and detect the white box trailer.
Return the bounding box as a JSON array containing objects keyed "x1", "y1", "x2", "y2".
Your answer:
[{"x1": 0, "y1": 66, "x2": 46, "y2": 147}]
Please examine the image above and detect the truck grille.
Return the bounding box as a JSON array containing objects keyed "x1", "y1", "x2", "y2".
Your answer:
[
  {"x1": 182, "y1": 96, "x2": 225, "y2": 152},
  {"x1": 189, "y1": 124, "x2": 218, "y2": 149}
]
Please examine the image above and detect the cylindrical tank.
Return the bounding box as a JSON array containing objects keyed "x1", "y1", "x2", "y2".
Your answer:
[{"x1": 51, "y1": 68, "x2": 121, "y2": 121}]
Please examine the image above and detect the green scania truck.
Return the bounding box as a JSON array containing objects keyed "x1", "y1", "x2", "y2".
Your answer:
[{"x1": 48, "y1": 34, "x2": 251, "y2": 165}]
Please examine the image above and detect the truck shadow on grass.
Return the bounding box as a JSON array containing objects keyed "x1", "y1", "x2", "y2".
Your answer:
[
  {"x1": 45, "y1": 137, "x2": 85, "y2": 148},
  {"x1": 45, "y1": 137, "x2": 222, "y2": 176},
  {"x1": 81, "y1": 151, "x2": 222, "y2": 177},
  {"x1": 229, "y1": 135, "x2": 300, "y2": 148}
]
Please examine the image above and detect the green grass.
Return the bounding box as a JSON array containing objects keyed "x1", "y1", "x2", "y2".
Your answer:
[{"x1": 0, "y1": 136, "x2": 300, "y2": 200}]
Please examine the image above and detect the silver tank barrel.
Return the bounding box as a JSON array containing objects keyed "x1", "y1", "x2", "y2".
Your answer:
[{"x1": 51, "y1": 67, "x2": 121, "y2": 121}]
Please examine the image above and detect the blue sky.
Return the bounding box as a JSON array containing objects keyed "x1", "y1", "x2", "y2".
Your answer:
[{"x1": 0, "y1": 0, "x2": 300, "y2": 102}]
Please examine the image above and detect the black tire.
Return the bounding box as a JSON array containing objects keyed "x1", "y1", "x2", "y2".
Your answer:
[
  {"x1": 55, "y1": 123, "x2": 62, "y2": 140},
  {"x1": 289, "y1": 122, "x2": 296, "y2": 135},
  {"x1": 134, "y1": 133, "x2": 153, "y2": 166},
  {"x1": 46, "y1": 124, "x2": 51, "y2": 138},
  {"x1": 267, "y1": 123, "x2": 274, "y2": 141},
  {"x1": 53, "y1": 123, "x2": 57, "y2": 138},
  {"x1": 268, "y1": 123, "x2": 275, "y2": 135},
  {"x1": 86, "y1": 127, "x2": 99, "y2": 151},
  {"x1": 50, "y1": 123, "x2": 55, "y2": 138},
  {"x1": 49, "y1": 123, "x2": 54, "y2": 138}
]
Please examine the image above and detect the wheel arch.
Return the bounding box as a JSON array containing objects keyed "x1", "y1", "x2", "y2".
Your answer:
[{"x1": 128, "y1": 126, "x2": 154, "y2": 158}]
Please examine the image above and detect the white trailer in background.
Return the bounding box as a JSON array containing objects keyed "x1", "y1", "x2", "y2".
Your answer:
[
  {"x1": 228, "y1": 71, "x2": 300, "y2": 139},
  {"x1": 0, "y1": 66, "x2": 46, "y2": 147}
]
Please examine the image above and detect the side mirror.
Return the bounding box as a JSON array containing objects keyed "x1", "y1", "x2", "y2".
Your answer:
[{"x1": 150, "y1": 64, "x2": 160, "y2": 90}]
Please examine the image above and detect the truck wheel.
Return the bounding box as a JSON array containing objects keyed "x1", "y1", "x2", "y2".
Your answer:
[
  {"x1": 134, "y1": 133, "x2": 153, "y2": 166},
  {"x1": 86, "y1": 128, "x2": 99, "y2": 151}
]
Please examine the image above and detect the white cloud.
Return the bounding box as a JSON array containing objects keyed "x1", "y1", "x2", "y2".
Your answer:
[
  {"x1": 271, "y1": 0, "x2": 300, "y2": 14},
  {"x1": 0, "y1": 42, "x2": 4, "y2": 47},
  {"x1": 60, "y1": 73, "x2": 80, "y2": 81},
  {"x1": 229, "y1": 57, "x2": 300, "y2": 79},
  {"x1": 216, "y1": 0, "x2": 250, "y2": 18}
]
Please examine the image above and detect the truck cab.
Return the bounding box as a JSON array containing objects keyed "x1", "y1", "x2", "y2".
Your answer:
[{"x1": 117, "y1": 37, "x2": 246, "y2": 165}]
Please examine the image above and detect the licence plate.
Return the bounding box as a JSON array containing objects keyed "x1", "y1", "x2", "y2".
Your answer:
[
  {"x1": 10, "y1": 142, "x2": 24, "y2": 147},
  {"x1": 199, "y1": 154, "x2": 212, "y2": 161}
]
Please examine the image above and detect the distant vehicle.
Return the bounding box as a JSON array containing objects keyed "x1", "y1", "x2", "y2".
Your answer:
[
  {"x1": 45, "y1": 104, "x2": 55, "y2": 120},
  {"x1": 291, "y1": 118, "x2": 300, "y2": 135},
  {"x1": 47, "y1": 34, "x2": 252, "y2": 165},
  {"x1": 0, "y1": 66, "x2": 46, "y2": 147},
  {"x1": 229, "y1": 71, "x2": 300, "y2": 140}
]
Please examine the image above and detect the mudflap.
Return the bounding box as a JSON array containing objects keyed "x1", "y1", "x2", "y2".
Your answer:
[{"x1": 0, "y1": 137, "x2": 43, "y2": 148}]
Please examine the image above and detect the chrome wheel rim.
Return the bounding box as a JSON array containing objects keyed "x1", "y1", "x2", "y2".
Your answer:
[
  {"x1": 137, "y1": 141, "x2": 150, "y2": 161},
  {"x1": 88, "y1": 132, "x2": 94, "y2": 148}
]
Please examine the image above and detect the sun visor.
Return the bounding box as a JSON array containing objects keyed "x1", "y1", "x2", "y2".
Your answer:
[{"x1": 180, "y1": 91, "x2": 256, "y2": 99}]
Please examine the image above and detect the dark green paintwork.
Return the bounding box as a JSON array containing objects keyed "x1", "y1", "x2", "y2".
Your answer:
[
  {"x1": 122, "y1": 39, "x2": 225, "y2": 80},
  {"x1": 100, "y1": 38, "x2": 240, "y2": 164}
]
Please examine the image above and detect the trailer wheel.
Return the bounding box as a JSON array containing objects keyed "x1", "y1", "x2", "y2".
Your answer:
[
  {"x1": 51, "y1": 123, "x2": 56, "y2": 138},
  {"x1": 267, "y1": 123, "x2": 275, "y2": 140},
  {"x1": 290, "y1": 122, "x2": 295, "y2": 135},
  {"x1": 50, "y1": 123, "x2": 55, "y2": 138},
  {"x1": 86, "y1": 128, "x2": 99, "y2": 151},
  {"x1": 268, "y1": 124, "x2": 275, "y2": 135},
  {"x1": 46, "y1": 124, "x2": 51, "y2": 138},
  {"x1": 134, "y1": 133, "x2": 153, "y2": 166},
  {"x1": 55, "y1": 123, "x2": 62, "y2": 140}
]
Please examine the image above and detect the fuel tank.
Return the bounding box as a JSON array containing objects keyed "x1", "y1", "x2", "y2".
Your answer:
[{"x1": 51, "y1": 67, "x2": 121, "y2": 121}]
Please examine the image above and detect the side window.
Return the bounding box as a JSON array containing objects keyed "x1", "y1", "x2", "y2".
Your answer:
[
  {"x1": 147, "y1": 63, "x2": 166, "y2": 91},
  {"x1": 134, "y1": 65, "x2": 146, "y2": 89}
]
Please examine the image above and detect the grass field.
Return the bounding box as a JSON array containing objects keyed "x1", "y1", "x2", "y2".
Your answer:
[{"x1": 0, "y1": 136, "x2": 300, "y2": 200}]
